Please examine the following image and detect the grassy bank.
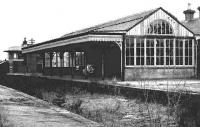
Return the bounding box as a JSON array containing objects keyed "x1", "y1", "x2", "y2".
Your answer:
[{"x1": 38, "y1": 88, "x2": 176, "y2": 127}]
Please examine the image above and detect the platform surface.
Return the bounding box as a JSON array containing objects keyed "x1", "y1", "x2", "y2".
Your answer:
[{"x1": 0, "y1": 85, "x2": 102, "y2": 127}]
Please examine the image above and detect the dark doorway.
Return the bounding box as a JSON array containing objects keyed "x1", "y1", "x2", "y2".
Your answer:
[
  {"x1": 87, "y1": 42, "x2": 121, "y2": 80},
  {"x1": 104, "y1": 44, "x2": 121, "y2": 79}
]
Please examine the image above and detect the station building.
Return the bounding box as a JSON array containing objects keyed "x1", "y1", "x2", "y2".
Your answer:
[
  {"x1": 4, "y1": 38, "x2": 35, "y2": 73},
  {"x1": 22, "y1": 7, "x2": 199, "y2": 80},
  {"x1": 4, "y1": 46, "x2": 24, "y2": 73}
]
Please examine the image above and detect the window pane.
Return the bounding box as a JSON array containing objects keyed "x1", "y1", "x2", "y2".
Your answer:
[
  {"x1": 176, "y1": 57, "x2": 180, "y2": 65},
  {"x1": 126, "y1": 38, "x2": 130, "y2": 47},
  {"x1": 130, "y1": 38, "x2": 134, "y2": 47},
  {"x1": 136, "y1": 38, "x2": 144, "y2": 65},
  {"x1": 185, "y1": 57, "x2": 188, "y2": 65},
  {"x1": 141, "y1": 57, "x2": 144, "y2": 65},
  {"x1": 136, "y1": 57, "x2": 140, "y2": 65},
  {"x1": 189, "y1": 49, "x2": 192, "y2": 56},
  {"x1": 126, "y1": 49, "x2": 130, "y2": 56},
  {"x1": 156, "y1": 39, "x2": 164, "y2": 65},
  {"x1": 136, "y1": 46, "x2": 140, "y2": 56},
  {"x1": 146, "y1": 39, "x2": 154, "y2": 65},
  {"x1": 126, "y1": 57, "x2": 130, "y2": 65},
  {"x1": 130, "y1": 57, "x2": 134, "y2": 65},
  {"x1": 189, "y1": 57, "x2": 192, "y2": 65},
  {"x1": 130, "y1": 48, "x2": 134, "y2": 56}
]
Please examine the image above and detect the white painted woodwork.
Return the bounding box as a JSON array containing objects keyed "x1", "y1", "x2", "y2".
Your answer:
[
  {"x1": 144, "y1": 38, "x2": 146, "y2": 66},
  {"x1": 134, "y1": 38, "x2": 136, "y2": 65},
  {"x1": 23, "y1": 35, "x2": 123, "y2": 53},
  {"x1": 127, "y1": 9, "x2": 193, "y2": 37}
]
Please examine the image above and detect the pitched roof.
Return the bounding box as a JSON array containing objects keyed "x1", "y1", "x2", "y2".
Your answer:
[
  {"x1": 23, "y1": 8, "x2": 159, "y2": 50},
  {"x1": 4, "y1": 46, "x2": 21, "y2": 52},
  {"x1": 182, "y1": 18, "x2": 200, "y2": 35},
  {"x1": 61, "y1": 8, "x2": 159, "y2": 37}
]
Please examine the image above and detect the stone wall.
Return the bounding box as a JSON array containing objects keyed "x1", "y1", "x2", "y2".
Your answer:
[{"x1": 125, "y1": 67, "x2": 195, "y2": 80}]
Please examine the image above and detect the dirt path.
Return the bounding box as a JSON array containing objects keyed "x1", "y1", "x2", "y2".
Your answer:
[{"x1": 0, "y1": 85, "x2": 102, "y2": 127}]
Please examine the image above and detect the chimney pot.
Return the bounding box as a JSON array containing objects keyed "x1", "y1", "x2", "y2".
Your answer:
[
  {"x1": 22, "y1": 37, "x2": 27, "y2": 47},
  {"x1": 183, "y1": 3, "x2": 195, "y2": 21},
  {"x1": 188, "y1": 3, "x2": 191, "y2": 10}
]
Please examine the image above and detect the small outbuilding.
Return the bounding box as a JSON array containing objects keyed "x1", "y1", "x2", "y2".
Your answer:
[{"x1": 4, "y1": 45, "x2": 24, "y2": 73}]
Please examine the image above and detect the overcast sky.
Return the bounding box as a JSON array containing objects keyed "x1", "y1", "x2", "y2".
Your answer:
[{"x1": 0, "y1": 0, "x2": 199, "y2": 60}]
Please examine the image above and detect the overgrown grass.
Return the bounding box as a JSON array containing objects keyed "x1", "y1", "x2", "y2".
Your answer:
[
  {"x1": 0, "y1": 105, "x2": 13, "y2": 127},
  {"x1": 36, "y1": 88, "x2": 177, "y2": 127}
]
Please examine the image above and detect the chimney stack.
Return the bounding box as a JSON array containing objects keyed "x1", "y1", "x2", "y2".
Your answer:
[
  {"x1": 183, "y1": 3, "x2": 195, "y2": 21},
  {"x1": 22, "y1": 37, "x2": 27, "y2": 48},
  {"x1": 198, "y1": 6, "x2": 200, "y2": 18}
]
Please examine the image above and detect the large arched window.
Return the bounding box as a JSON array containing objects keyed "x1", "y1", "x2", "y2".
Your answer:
[{"x1": 147, "y1": 20, "x2": 173, "y2": 35}]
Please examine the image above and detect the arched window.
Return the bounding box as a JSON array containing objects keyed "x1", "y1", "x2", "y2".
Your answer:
[{"x1": 147, "y1": 20, "x2": 173, "y2": 35}]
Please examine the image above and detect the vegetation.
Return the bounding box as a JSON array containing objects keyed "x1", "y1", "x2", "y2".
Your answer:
[
  {"x1": 1, "y1": 75, "x2": 199, "y2": 127},
  {"x1": 38, "y1": 84, "x2": 186, "y2": 127}
]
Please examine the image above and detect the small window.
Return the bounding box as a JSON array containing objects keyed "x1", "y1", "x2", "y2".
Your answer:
[
  {"x1": 13, "y1": 53, "x2": 17, "y2": 59},
  {"x1": 63, "y1": 52, "x2": 70, "y2": 67},
  {"x1": 75, "y1": 52, "x2": 85, "y2": 66}
]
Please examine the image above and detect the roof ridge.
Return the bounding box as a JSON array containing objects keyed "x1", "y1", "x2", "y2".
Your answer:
[
  {"x1": 91, "y1": 17, "x2": 143, "y2": 32},
  {"x1": 61, "y1": 7, "x2": 159, "y2": 37},
  {"x1": 92, "y1": 8, "x2": 158, "y2": 29}
]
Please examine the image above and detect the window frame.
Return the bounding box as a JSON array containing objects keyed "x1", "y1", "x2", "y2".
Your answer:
[
  {"x1": 63, "y1": 52, "x2": 70, "y2": 67},
  {"x1": 125, "y1": 36, "x2": 194, "y2": 68},
  {"x1": 75, "y1": 52, "x2": 85, "y2": 66}
]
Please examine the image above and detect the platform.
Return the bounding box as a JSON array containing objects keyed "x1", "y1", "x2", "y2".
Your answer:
[
  {"x1": 0, "y1": 84, "x2": 102, "y2": 127},
  {"x1": 7, "y1": 73, "x2": 200, "y2": 94}
]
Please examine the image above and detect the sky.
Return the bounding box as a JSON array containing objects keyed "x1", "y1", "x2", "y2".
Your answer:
[{"x1": 0, "y1": 0, "x2": 199, "y2": 60}]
